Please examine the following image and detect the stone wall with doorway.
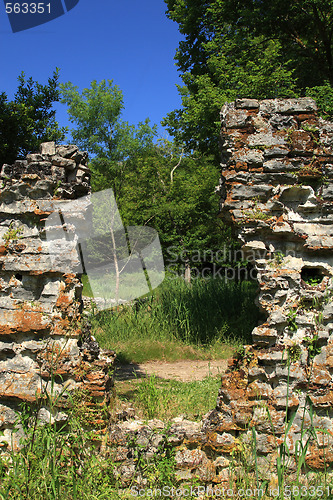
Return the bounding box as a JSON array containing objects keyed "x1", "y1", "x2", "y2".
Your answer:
[
  {"x1": 97, "y1": 99, "x2": 333, "y2": 491},
  {"x1": 2, "y1": 100, "x2": 333, "y2": 488}
]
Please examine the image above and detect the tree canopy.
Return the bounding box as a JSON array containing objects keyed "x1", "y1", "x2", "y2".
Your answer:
[
  {"x1": 60, "y1": 79, "x2": 228, "y2": 272},
  {"x1": 118, "y1": 139, "x2": 226, "y2": 269},
  {"x1": 60, "y1": 79, "x2": 157, "y2": 196},
  {"x1": 0, "y1": 69, "x2": 66, "y2": 167},
  {"x1": 163, "y1": 0, "x2": 333, "y2": 158}
]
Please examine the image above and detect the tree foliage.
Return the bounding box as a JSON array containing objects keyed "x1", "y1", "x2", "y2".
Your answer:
[
  {"x1": 60, "y1": 79, "x2": 227, "y2": 270},
  {"x1": 0, "y1": 69, "x2": 66, "y2": 167},
  {"x1": 163, "y1": 0, "x2": 333, "y2": 157},
  {"x1": 224, "y1": 0, "x2": 333, "y2": 88},
  {"x1": 306, "y1": 84, "x2": 333, "y2": 120},
  {"x1": 119, "y1": 139, "x2": 226, "y2": 267},
  {"x1": 60, "y1": 79, "x2": 157, "y2": 197},
  {"x1": 0, "y1": 93, "x2": 21, "y2": 167}
]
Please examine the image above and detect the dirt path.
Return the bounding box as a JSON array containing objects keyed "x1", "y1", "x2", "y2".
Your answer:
[{"x1": 115, "y1": 359, "x2": 228, "y2": 382}]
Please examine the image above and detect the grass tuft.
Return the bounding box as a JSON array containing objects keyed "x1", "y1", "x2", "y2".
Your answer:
[{"x1": 116, "y1": 372, "x2": 221, "y2": 421}]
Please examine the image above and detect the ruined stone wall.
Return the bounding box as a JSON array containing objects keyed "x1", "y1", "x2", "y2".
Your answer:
[
  {"x1": 4, "y1": 100, "x2": 333, "y2": 484},
  {"x1": 204, "y1": 98, "x2": 333, "y2": 473},
  {"x1": 95, "y1": 99, "x2": 333, "y2": 491},
  {"x1": 0, "y1": 142, "x2": 115, "y2": 451}
]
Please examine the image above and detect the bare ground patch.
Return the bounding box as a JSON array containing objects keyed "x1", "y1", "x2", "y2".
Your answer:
[{"x1": 115, "y1": 359, "x2": 228, "y2": 382}]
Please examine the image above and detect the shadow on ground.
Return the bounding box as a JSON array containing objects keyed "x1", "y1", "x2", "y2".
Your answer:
[{"x1": 115, "y1": 362, "x2": 148, "y2": 381}]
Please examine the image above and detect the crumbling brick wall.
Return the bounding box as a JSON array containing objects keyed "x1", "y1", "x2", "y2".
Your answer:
[{"x1": 0, "y1": 142, "x2": 115, "y2": 451}]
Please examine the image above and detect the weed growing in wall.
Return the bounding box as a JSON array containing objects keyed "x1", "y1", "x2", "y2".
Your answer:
[
  {"x1": 287, "y1": 309, "x2": 298, "y2": 333},
  {"x1": 2, "y1": 221, "x2": 23, "y2": 246}
]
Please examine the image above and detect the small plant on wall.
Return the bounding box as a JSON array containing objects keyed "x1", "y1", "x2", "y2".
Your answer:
[
  {"x1": 287, "y1": 342, "x2": 301, "y2": 363},
  {"x1": 297, "y1": 162, "x2": 322, "y2": 179},
  {"x1": 287, "y1": 309, "x2": 298, "y2": 332},
  {"x1": 2, "y1": 221, "x2": 23, "y2": 246},
  {"x1": 303, "y1": 332, "x2": 321, "y2": 360},
  {"x1": 301, "y1": 267, "x2": 324, "y2": 285}
]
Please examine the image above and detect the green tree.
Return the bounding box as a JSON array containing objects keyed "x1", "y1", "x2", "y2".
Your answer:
[
  {"x1": 60, "y1": 79, "x2": 231, "y2": 280},
  {"x1": 221, "y1": 0, "x2": 333, "y2": 88},
  {"x1": 61, "y1": 79, "x2": 161, "y2": 293},
  {"x1": 0, "y1": 93, "x2": 21, "y2": 167},
  {"x1": 60, "y1": 79, "x2": 157, "y2": 197},
  {"x1": 0, "y1": 69, "x2": 66, "y2": 166},
  {"x1": 163, "y1": 0, "x2": 333, "y2": 158},
  {"x1": 119, "y1": 139, "x2": 230, "y2": 278}
]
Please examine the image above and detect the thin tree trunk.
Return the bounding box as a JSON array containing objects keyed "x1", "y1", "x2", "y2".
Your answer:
[
  {"x1": 184, "y1": 257, "x2": 191, "y2": 284},
  {"x1": 110, "y1": 223, "x2": 120, "y2": 304}
]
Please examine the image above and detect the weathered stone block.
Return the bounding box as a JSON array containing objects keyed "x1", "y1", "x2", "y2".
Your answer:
[
  {"x1": 221, "y1": 104, "x2": 251, "y2": 129},
  {"x1": 259, "y1": 98, "x2": 317, "y2": 115},
  {"x1": 235, "y1": 98, "x2": 259, "y2": 109},
  {"x1": 0, "y1": 143, "x2": 115, "y2": 452},
  {"x1": 230, "y1": 183, "x2": 273, "y2": 201},
  {"x1": 213, "y1": 97, "x2": 333, "y2": 471},
  {"x1": 40, "y1": 142, "x2": 56, "y2": 155}
]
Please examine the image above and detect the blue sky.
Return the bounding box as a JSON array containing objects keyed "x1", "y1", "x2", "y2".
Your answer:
[{"x1": 0, "y1": 0, "x2": 183, "y2": 139}]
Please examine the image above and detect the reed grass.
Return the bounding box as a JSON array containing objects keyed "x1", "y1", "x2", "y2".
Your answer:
[
  {"x1": 0, "y1": 391, "x2": 120, "y2": 500},
  {"x1": 89, "y1": 275, "x2": 261, "y2": 362}
]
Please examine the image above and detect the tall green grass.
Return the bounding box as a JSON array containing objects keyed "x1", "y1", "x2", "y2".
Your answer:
[
  {"x1": 0, "y1": 390, "x2": 120, "y2": 499},
  {"x1": 152, "y1": 276, "x2": 259, "y2": 344},
  {"x1": 89, "y1": 276, "x2": 261, "y2": 362},
  {"x1": 130, "y1": 373, "x2": 221, "y2": 421}
]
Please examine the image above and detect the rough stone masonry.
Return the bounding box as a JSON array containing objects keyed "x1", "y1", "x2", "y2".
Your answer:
[
  {"x1": 0, "y1": 142, "x2": 115, "y2": 451},
  {"x1": 204, "y1": 97, "x2": 333, "y2": 473},
  {"x1": 2, "y1": 98, "x2": 333, "y2": 486},
  {"x1": 101, "y1": 98, "x2": 333, "y2": 490}
]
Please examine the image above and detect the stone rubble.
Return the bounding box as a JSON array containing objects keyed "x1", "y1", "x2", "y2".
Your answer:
[{"x1": 0, "y1": 142, "x2": 115, "y2": 451}]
